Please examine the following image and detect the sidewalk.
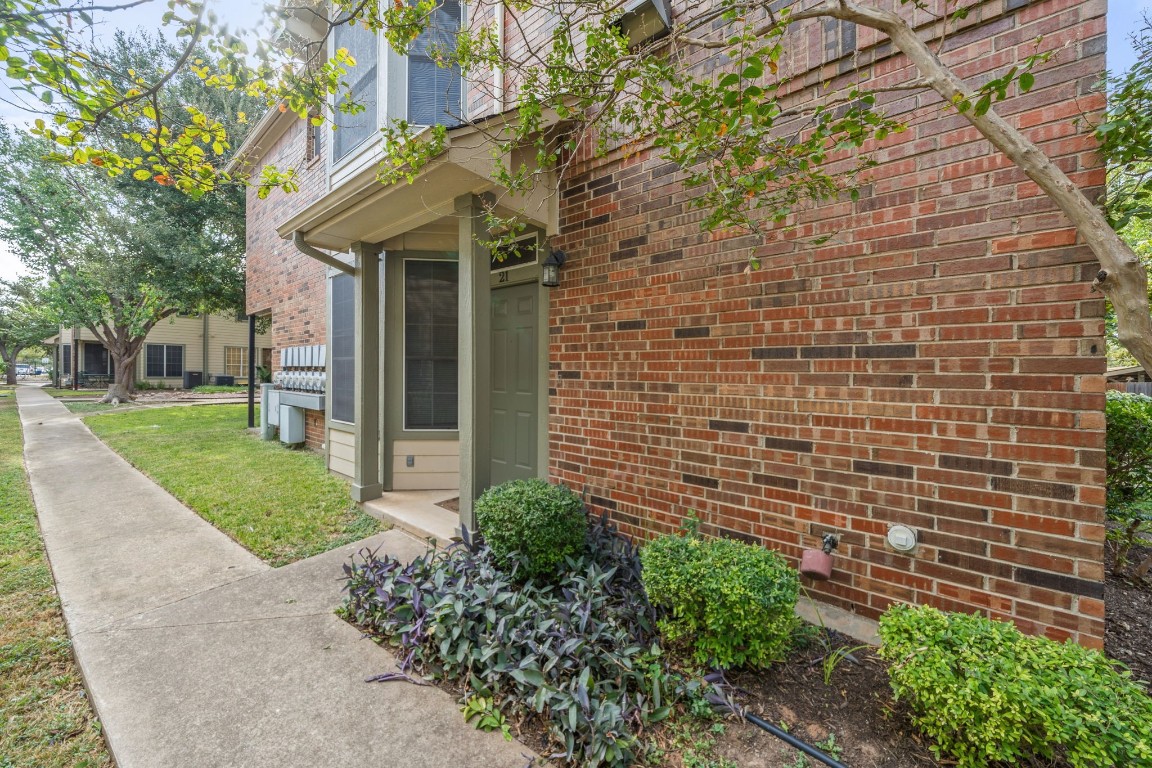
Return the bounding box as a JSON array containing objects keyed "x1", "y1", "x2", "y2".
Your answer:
[{"x1": 17, "y1": 386, "x2": 535, "y2": 768}]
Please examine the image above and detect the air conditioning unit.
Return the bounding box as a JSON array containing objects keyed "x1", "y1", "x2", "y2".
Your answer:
[{"x1": 279, "y1": 404, "x2": 305, "y2": 445}]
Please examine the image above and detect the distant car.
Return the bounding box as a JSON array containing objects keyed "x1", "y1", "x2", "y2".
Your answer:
[{"x1": 15, "y1": 364, "x2": 31, "y2": 377}]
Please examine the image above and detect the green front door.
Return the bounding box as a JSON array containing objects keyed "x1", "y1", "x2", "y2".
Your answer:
[{"x1": 490, "y1": 281, "x2": 539, "y2": 485}]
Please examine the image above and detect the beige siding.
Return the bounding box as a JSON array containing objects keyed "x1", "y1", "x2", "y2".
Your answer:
[
  {"x1": 392, "y1": 440, "x2": 459, "y2": 490},
  {"x1": 328, "y1": 426, "x2": 355, "y2": 478},
  {"x1": 58, "y1": 316, "x2": 271, "y2": 387}
]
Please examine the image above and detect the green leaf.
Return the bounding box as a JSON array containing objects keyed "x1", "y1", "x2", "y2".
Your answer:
[{"x1": 1019, "y1": 72, "x2": 1035, "y2": 93}]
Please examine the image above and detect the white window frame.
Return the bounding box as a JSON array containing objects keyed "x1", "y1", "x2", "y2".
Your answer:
[{"x1": 327, "y1": 1, "x2": 465, "y2": 185}]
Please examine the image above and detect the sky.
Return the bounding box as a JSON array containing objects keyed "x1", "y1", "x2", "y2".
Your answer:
[{"x1": 0, "y1": 2, "x2": 1149, "y2": 283}]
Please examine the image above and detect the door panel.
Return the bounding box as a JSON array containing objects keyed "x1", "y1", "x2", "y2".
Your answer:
[{"x1": 490, "y1": 282, "x2": 538, "y2": 486}]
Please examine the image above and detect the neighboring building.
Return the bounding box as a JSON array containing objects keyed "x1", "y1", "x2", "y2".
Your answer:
[
  {"x1": 242, "y1": 0, "x2": 1109, "y2": 646},
  {"x1": 54, "y1": 315, "x2": 272, "y2": 388}
]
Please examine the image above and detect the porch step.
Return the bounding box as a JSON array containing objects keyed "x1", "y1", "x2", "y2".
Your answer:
[{"x1": 361, "y1": 491, "x2": 460, "y2": 547}]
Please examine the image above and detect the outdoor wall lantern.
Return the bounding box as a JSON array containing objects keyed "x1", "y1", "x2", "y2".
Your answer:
[
  {"x1": 616, "y1": 0, "x2": 673, "y2": 47},
  {"x1": 542, "y1": 248, "x2": 567, "y2": 287}
]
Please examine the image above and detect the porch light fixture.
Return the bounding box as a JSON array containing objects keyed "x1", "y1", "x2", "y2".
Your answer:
[
  {"x1": 616, "y1": 0, "x2": 672, "y2": 47},
  {"x1": 542, "y1": 248, "x2": 567, "y2": 288}
]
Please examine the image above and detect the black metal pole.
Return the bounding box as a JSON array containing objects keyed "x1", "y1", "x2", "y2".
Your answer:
[{"x1": 247, "y1": 313, "x2": 256, "y2": 429}]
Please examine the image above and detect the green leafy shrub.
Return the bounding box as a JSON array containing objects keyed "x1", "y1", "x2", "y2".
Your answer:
[
  {"x1": 343, "y1": 517, "x2": 683, "y2": 767},
  {"x1": 474, "y1": 478, "x2": 587, "y2": 579},
  {"x1": 640, "y1": 526, "x2": 800, "y2": 668},
  {"x1": 1106, "y1": 390, "x2": 1152, "y2": 576},
  {"x1": 879, "y1": 604, "x2": 1152, "y2": 768}
]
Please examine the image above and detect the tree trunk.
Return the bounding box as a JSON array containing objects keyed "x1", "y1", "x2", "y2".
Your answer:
[
  {"x1": 792, "y1": 1, "x2": 1152, "y2": 373},
  {"x1": 2, "y1": 348, "x2": 20, "y2": 385},
  {"x1": 102, "y1": 352, "x2": 139, "y2": 403}
]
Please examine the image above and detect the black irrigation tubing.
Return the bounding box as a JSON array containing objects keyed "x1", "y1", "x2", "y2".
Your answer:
[{"x1": 744, "y1": 711, "x2": 851, "y2": 768}]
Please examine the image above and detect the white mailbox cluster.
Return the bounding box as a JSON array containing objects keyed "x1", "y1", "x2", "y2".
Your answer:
[
  {"x1": 273, "y1": 345, "x2": 326, "y2": 393},
  {"x1": 263, "y1": 345, "x2": 327, "y2": 445}
]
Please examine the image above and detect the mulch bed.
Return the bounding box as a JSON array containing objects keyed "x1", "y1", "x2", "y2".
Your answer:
[
  {"x1": 1106, "y1": 540, "x2": 1152, "y2": 688},
  {"x1": 711, "y1": 631, "x2": 940, "y2": 768}
]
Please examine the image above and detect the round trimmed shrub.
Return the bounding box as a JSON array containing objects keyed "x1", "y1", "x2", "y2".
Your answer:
[
  {"x1": 640, "y1": 530, "x2": 800, "y2": 669},
  {"x1": 474, "y1": 479, "x2": 587, "y2": 578}
]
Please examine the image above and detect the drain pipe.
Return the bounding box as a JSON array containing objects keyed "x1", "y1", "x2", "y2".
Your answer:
[
  {"x1": 743, "y1": 712, "x2": 850, "y2": 768},
  {"x1": 292, "y1": 231, "x2": 355, "y2": 275},
  {"x1": 705, "y1": 671, "x2": 850, "y2": 768}
]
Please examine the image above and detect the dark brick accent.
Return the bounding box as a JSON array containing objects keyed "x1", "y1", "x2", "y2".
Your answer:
[
  {"x1": 853, "y1": 460, "x2": 915, "y2": 479},
  {"x1": 709, "y1": 419, "x2": 749, "y2": 433},
  {"x1": 1015, "y1": 568, "x2": 1104, "y2": 599},
  {"x1": 855, "y1": 344, "x2": 917, "y2": 358},
  {"x1": 939, "y1": 454, "x2": 1014, "y2": 477},
  {"x1": 801, "y1": 346, "x2": 853, "y2": 359},
  {"x1": 991, "y1": 477, "x2": 1077, "y2": 501},
  {"x1": 682, "y1": 473, "x2": 720, "y2": 489},
  {"x1": 764, "y1": 437, "x2": 814, "y2": 453},
  {"x1": 752, "y1": 346, "x2": 798, "y2": 359},
  {"x1": 557, "y1": 370, "x2": 581, "y2": 379},
  {"x1": 587, "y1": 175, "x2": 615, "y2": 190},
  {"x1": 616, "y1": 320, "x2": 646, "y2": 331},
  {"x1": 675, "y1": 326, "x2": 711, "y2": 339},
  {"x1": 592, "y1": 182, "x2": 619, "y2": 198},
  {"x1": 581, "y1": 214, "x2": 610, "y2": 229},
  {"x1": 590, "y1": 494, "x2": 617, "y2": 511},
  {"x1": 620, "y1": 235, "x2": 648, "y2": 249},
  {"x1": 651, "y1": 250, "x2": 683, "y2": 264},
  {"x1": 610, "y1": 248, "x2": 638, "y2": 261},
  {"x1": 765, "y1": 278, "x2": 810, "y2": 294},
  {"x1": 1006, "y1": 0, "x2": 1030, "y2": 10},
  {"x1": 938, "y1": 550, "x2": 1013, "y2": 579},
  {"x1": 753, "y1": 473, "x2": 800, "y2": 490}
]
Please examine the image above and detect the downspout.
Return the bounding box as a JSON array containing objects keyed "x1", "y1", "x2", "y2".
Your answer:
[
  {"x1": 293, "y1": 231, "x2": 355, "y2": 275},
  {"x1": 202, "y1": 313, "x2": 210, "y2": 385},
  {"x1": 247, "y1": 313, "x2": 256, "y2": 429}
]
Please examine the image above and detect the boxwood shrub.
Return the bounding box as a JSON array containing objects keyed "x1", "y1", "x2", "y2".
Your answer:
[
  {"x1": 474, "y1": 478, "x2": 587, "y2": 579},
  {"x1": 879, "y1": 604, "x2": 1152, "y2": 768},
  {"x1": 640, "y1": 528, "x2": 800, "y2": 669}
]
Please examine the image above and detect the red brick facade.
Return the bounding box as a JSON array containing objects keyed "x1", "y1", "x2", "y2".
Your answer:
[
  {"x1": 548, "y1": 0, "x2": 1107, "y2": 645},
  {"x1": 245, "y1": 118, "x2": 330, "y2": 449},
  {"x1": 244, "y1": 0, "x2": 1109, "y2": 645}
]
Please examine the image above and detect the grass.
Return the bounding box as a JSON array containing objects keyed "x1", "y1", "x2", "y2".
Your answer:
[
  {"x1": 0, "y1": 398, "x2": 112, "y2": 767},
  {"x1": 40, "y1": 388, "x2": 100, "y2": 398},
  {"x1": 191, "y1": 385, "x2": 249, "y2": 394},
  {"x1": 83, "y1": 404, "x2": 381, "y2": 566},
  {"x1": 62, "y1": 402, "x2": 126, "y2": 414}
]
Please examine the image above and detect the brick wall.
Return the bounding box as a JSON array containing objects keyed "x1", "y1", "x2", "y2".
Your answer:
[
  {"x1": 548, "y1": 0, "x2": 1108, "y2": 645},
  {"x1": 245, "y1": 116, "x2": 330, "y2": 449}
]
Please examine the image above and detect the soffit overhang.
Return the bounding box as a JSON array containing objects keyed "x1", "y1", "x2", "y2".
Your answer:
[{"x1": 279, "y1": 118, "x2": 562, "y2": 253}]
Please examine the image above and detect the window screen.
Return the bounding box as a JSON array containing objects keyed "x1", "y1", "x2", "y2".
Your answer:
[
  {"x1": 333, "y1": 20, "x2": 379, "y2": 160},
  {"x1": 404, "y1": 260, "x2": 458, "y2": 430},
  {"x1": 83, "y1": 343, "x2": 110, "y2": 375},
  {"x1": 331, "y1": 273, "x2": 356, "y2": 423},
  {"x1": 62, "y1": 344, "x2": 71, "y2": 375},
  {"x1": 146, "y1": 344, "x2": 184, "y2": 377},
  {"x1": 408, "y1": 0, "x2": 462, "y2": 127}
]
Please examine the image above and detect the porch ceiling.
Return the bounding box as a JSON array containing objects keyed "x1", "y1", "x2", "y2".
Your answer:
[{"x1": 278, "y1": 129, "x2": 559, "y2": 253}]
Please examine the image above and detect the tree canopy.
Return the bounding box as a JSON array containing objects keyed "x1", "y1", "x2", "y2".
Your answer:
[
  {"x1": 0, "y1": 31, "x2": 257, "y2": 399},
  {"x1": 3, "y1": 0, "x2": 1152, "y2": 370},
  {"x1": 0, "y1": 276, "x2": 56, "y2": 385}
]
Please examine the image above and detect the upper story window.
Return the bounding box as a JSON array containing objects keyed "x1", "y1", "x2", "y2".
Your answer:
[
  {"x1": 330, "y1": 1, "x2": 463, "y2": 166},
  {"x1": 333, "y1": 19, "x2": 379, "y2": 161}
]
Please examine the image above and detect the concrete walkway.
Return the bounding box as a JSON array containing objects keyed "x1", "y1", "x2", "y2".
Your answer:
[{"x1": 17, "y1": 386, "x2": 534, "y2": 768}]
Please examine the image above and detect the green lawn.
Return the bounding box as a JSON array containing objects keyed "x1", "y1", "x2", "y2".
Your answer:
[
  {"x1": 40, "y1": 388, "x2": 100, "y2": 398},
  {"x1": 0, "y1": 398, "x2": 112, "y2": 767},
  {"x1": 83, "y1": 405, "x2": 381, "y2": 566}
]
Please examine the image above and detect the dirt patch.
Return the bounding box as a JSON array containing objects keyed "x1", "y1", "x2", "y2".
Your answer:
[
  {"x1": 711, "y1": 633, "x2": 940, "y2": 768},
  {"x1": 436, "y1": 497, "x2": 461, "y2": 513},
  {"x1": 1106, "y1": 541, "x2": 1152, "y2": 688}
]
